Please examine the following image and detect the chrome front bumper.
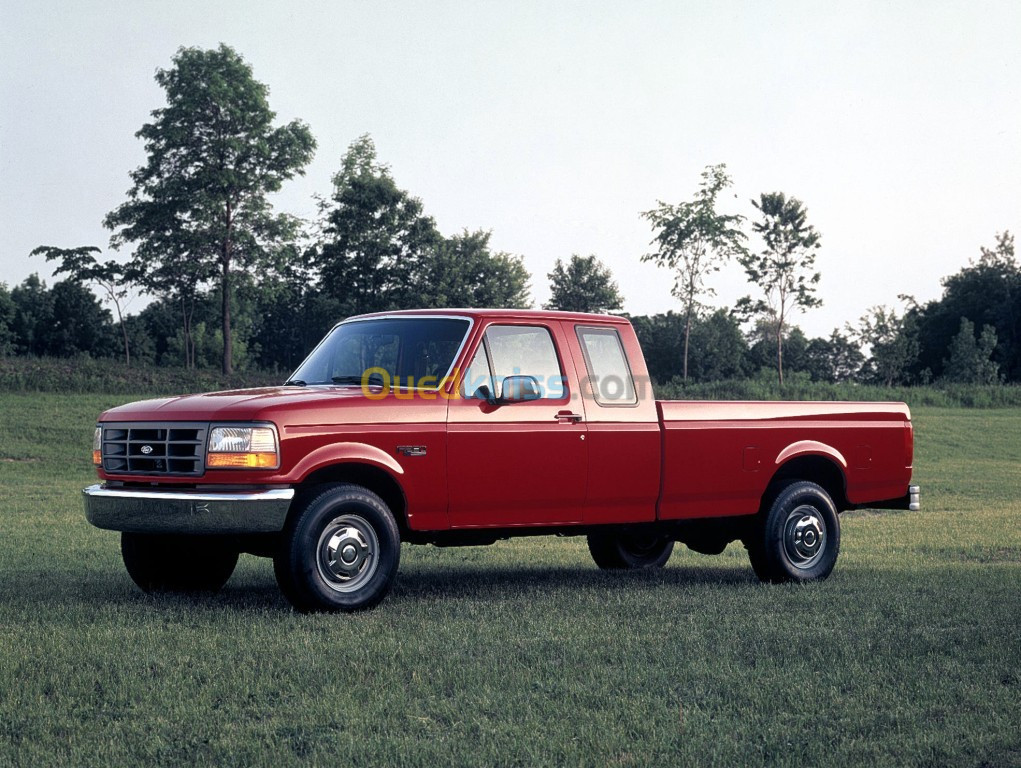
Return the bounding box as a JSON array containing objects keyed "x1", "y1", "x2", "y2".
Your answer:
[{"x1": 83, "y1": 484, "x2": 295, "y2": 534}]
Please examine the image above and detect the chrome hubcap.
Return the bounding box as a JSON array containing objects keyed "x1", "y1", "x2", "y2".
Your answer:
[
  {"x1": 783, "y1": 505, "x2": 826, "y2": 569},
  {"x1": 316, "y1": 515, "x2": 379, "y2": 593}
]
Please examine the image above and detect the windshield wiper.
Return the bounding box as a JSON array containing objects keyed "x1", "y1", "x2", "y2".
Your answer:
[
  {"x1": 331, "y1": 373, "x2": 385, "y2": 386},
  {"x1": 284, "y1": 379, "x2": 307, "y2": 387}
]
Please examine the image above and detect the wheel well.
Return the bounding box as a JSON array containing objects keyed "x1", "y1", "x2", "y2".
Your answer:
[
  {"x1": 763, "y1": 455, "x2": 848, "y2": 512},
  {"x1": 297, "y1": 463, "x2": 409, "y2": 534}
]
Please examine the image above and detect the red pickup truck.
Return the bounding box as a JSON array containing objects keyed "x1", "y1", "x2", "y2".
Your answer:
[{"x1": 84, "y1": 309, "x2": 919, "y2": 611}]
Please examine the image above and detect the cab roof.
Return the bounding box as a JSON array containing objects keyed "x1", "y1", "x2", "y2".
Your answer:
[{"x1": 347, "y1": 308, "x2": 632, "y2": 325}]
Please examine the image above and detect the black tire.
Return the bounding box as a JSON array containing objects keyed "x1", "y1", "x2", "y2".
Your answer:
[
  {"x1": 274, "y1": 483, "x2": 401, "y2": 612},
  {"x1": 587, "y1": 530, "x2": 674, "y2": 570},
  {"x1": 121, "y1": 533, "x2": 239, "y2": 593},
  {"x1": 747, "y1": 481, "x2": 840, "y2": 583}
]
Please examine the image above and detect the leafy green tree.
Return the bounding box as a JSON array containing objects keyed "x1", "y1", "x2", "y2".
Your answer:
[
  {"x1": 746, "y1": 319, "x2": 809, "y2": 378},
  {"x1": 0, "y1": 283, "x2": 15, "y2": 356},
  {"x1": 9, "y1": 276, "x2": 114, "y2": 358},
  {"x1": 852, "y1": 305, "x2": 919, "y2": 386},
  {"x1": 943, "y1": 318, "x2": 1000, "y2": 384},
  {"x1": 629, "y1": 312, "x2": 685, "y2": 383},
  {"x1": 913, "y1": 231, "x2": 1020, "y2": 382},
  {"x1": 316, "y1": 135, "x2": 440, "y2": 315},
  {"x1": 737, "y1": 192, "x2": 822, "y2": 385},
  {"x1": 641, "y1": 164, "x2": 746, "y2": 380},
  {"x1": 423, "y1": 230, "x2": 531, "y2": 309},
  {"x1": 545, "y1": 254, "x2": 622, "y2": 313},
  {"x1": 10, "y1": 274, "x2": 53, "y2": 356},
  {"x1": 252, "y1": 284, "x2": 341, "y2": 372},
  {"x1": 631, "y1": 310, "x2": 749, "y2": 383},
  {"x1": 47, "y1": 281, "x2": 117, "y2": 358},
  {"x1": 30, "y1": 246, "x2": 132, "y2": 365},
  {"x1": 686, "y1": 309, "x2": 750, "y2": 381},
  {"x1": 803, "y1": 331, "x2": 864, "y2": 383},
  {"x1": 104, "y1": 44, "x2": 316, "y2": 374}
]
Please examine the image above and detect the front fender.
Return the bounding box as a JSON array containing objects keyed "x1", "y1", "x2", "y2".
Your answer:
[
  {"x1": 774, "y1": 440, "x2": 847, "y2": 469},
  {"x1": 289, "y1": 442, "x2": 405, "y2": 484}
]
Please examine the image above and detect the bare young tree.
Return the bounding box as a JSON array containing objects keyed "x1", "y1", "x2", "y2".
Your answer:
[
  {"x1": 641, "y1": 164, "x2": 746, "y2": 380},
  {"x1": 738, "y1": 192, "x2": 822, "y2": 386}
]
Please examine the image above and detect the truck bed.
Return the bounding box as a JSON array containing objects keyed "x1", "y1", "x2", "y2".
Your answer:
[{"x1": 656, "y1": 400, "x2": 913, "y2": 520}]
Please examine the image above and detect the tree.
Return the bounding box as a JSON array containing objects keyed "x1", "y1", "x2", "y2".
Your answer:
[
  {"x1": 746, "y1": 320, "x2": 809, "y2": 378},
  {"x1": 0, "y1": 284, "x2": 15, "y2": 356},
  {"x1": 737, "y1": 192, "x2": 822, "y2": 385},
  {"x1": 629, "y1": 313, "x2": 685, "y2": 383},
  {"x1": 10, "y1": 275, "x2": 53, "y2": 356},
  {"x1": 134, "y1": 297, "x2": 186, "y2": 366},
  {"x1": 630, "y1": 310, "x2": 749, "y2": 383},
  {"x1": 422, "y1": 230, "x2": 531, "y2": 309},
  {"x1": 852, "y1": 304, "x2": 919, "y2": 386},
  {"x1": 641, "y1": 164, "x2": 746, "y2": 380},
  {"x1": 104, "y1": 44, "x2": 316, "y2": 374},
  {"x1": 545, "y1": 254, "x2": 622, "y2": 313},
  {"x1": 943, "y1": 318, "x2": 1000, "y2": 384},
  {"x1": 47, "y1": 281, "x2": 117, "y2": 358},
  {"x1": 686, "y1": 309, "x2": 750, "y2": 381},
  {"x1": 248, "y1": 242, "x2": 343, "y2": 371},
  {"x1": 8, "y1": 275, "x2": 114, "y2": 358},
  {"x1": 316, "y1": 135, "x2": 440, "y2": 316},
  {"x1": 30, "y1": 246, "x2": 132, "y2": 366},
  {"x1": 913, "y1": 231, "x2": 1020, "y2": 382},
  {"x1": 803, "y1": 331, "x2": 864, "y2": 383}
]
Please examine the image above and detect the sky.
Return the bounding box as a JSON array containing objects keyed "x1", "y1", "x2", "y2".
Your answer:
[{"x1": 1, "y1": 0, "x2": 1018, "y2": 338}]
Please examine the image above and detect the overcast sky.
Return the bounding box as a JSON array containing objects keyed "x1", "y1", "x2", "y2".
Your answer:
[{"x1": 1, "y1": 1, "x2": 1018, "y2": 337}]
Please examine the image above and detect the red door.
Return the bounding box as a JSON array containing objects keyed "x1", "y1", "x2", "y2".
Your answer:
[
  {"x1": 564, "y1": 322, "x2": 661, "y2": 524},
  {"x1": 446, "y1": 321, "x2": 588, "y2": 527}
]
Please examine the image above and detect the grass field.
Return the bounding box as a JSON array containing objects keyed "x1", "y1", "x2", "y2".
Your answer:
[{"x1": 1, "y1": 394, "x2": 1019, "y2": 767}]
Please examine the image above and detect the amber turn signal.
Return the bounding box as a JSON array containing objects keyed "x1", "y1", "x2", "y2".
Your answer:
[{"x1": 206, "y1": 452, "x2": 279, "y2": 469}]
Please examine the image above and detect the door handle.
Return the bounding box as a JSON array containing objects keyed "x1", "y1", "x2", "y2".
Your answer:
[{"x1": 555, "y1": 411, "x2": 583, "y2": 423}]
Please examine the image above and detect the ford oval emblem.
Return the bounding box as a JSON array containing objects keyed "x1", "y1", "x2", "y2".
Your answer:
[{"x1": 141, "y1": 445, "x2": 153, "y2": 455}]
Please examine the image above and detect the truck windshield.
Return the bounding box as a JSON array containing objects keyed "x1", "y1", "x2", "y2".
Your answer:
[{"x1": 288, "y1": 317, "x2": 471, "y2": 389}]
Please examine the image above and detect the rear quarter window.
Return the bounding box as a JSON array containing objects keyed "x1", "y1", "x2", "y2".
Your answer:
[{"x1": 576, "y1": 326, "x2": 637, "y2": 406}]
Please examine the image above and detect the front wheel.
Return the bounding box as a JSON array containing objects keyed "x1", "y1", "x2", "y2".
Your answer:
[
  {"x1": 121, "y1": 533, "x2": 239, "y2": 592},
  {"x1": 747, "y1": 481, "x2": 840, "y2": 583},
  {"x1": 274, "y1": 484, "x2": 401, "y2": 612},
  {"x1": 587, "y1": 530, "x2": 674, "y2": 570}
]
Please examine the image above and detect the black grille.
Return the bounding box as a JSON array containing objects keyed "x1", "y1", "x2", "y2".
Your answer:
[{"x1": 101, "y1": 422, "x2": 207, "y2": 476}]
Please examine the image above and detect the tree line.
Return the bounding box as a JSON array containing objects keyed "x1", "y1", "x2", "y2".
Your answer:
[{"x1": 3, "y1": 44, "x2": 1018, "y2": 388}]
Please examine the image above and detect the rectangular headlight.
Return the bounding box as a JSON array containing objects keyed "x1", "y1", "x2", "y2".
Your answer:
[
  {"x1": 93, "y1": 426, "x2": 102, "y2": 466},
  {"x1": 206, "y1": 425, "x2": 280, "y2": 469}
]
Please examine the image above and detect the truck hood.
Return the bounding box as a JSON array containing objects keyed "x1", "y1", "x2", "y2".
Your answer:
[{"x1": 100, "y1": 386, "x2": 381, "y2": 424}]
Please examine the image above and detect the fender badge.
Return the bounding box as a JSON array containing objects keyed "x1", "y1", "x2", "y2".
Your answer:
[{"x1": 397, "y1": 446, "x2": 427, "y2": 457}]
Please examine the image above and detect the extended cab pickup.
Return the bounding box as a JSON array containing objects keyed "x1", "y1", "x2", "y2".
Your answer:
[{"x1": 84, "y1": 310, "x2": 919, "y2": 611}]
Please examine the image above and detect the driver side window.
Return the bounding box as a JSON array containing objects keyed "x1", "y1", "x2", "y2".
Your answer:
[
  {"x1": 487, "y1": 325, "x2": 566, "y2": 399},
  {"x1": 460, "y1": 325, "x2": 566, "y2": 399}
]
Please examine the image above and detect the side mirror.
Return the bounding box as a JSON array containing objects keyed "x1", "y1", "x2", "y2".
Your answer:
[{"x1": 493, "y1": 375, "x2": 542, "y2": 404}]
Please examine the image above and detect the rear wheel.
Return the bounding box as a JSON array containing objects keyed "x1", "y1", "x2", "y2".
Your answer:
[
  {"x1": 747, "y1": 481, "x2": 840, "y2": 583},
  {"x1": 587, "y1": 530, "x2": 674, "y2": 570},
  {"x1": 274, "y1": 483, "x2": 401, "y2": 612},
  {"x1": 121, "y1": 533, "x2": 239, "y2": 592}
]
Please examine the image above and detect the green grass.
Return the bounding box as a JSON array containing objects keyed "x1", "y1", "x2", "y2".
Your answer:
[
  {"x1": 0, "y1": 355, "x2": 281, "y2": 395},
  {"x1": 1, "y1": 394, "x2": 1018, "y2": 767}
]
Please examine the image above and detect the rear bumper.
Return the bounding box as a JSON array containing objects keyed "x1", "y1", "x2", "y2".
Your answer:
[
  {"x1": 860, "y1": 484, "x2": 920, "y2": 512},
  {"x1": 82, "y1": 484, "x2": 295, "y2": 534}
]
